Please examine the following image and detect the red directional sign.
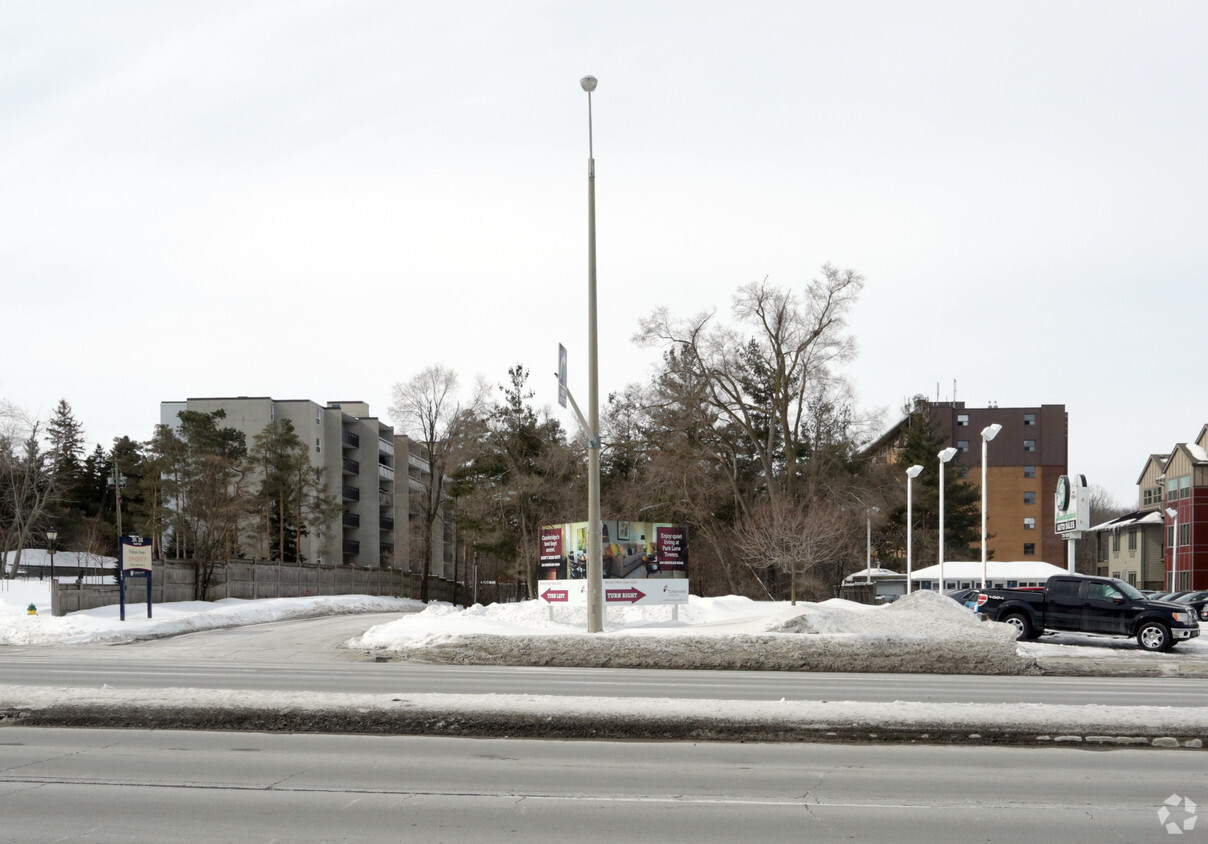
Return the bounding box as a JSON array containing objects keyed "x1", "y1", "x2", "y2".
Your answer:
[
  {"x1": 605, "y1": 587, "x2": 646, "y2": 604},
  {"x1": 541, "y1": 589, "x2": 569, "y2": 603}
]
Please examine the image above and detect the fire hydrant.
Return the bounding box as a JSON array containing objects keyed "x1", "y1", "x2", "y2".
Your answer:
[{"x1": 27, "y1": 604, "x2": 37, "y2": 615}]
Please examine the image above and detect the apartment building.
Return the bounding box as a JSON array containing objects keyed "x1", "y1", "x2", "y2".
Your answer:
[
  {"x1": 160, "y1": 397, "x2": 406, "y2": 570},
  {"x1": 866, "y1": 400, "x2": 1069, "y2": 564}
]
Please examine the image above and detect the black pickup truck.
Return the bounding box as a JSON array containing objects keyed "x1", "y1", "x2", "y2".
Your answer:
[{"x1": 976, "y1": 574, "x2": 1201, "y2": 652}]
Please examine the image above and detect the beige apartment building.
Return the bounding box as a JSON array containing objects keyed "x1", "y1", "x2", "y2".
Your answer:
[{"x1": 159, "y1": 397, "x2": 453, "y2": 576}]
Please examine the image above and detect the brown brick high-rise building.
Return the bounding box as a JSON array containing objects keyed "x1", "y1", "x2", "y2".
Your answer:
[{"x1": 866, "y1": 401, "x2": 1069, "y2": 565}]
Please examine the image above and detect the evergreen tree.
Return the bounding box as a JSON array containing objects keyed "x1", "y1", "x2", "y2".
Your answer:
[
  {"x1": 46, "y1": 399, "x2": 85, "y2": 502},
  {"x1": 883, "y1": 398, "x2": 982, "y2": 566}
]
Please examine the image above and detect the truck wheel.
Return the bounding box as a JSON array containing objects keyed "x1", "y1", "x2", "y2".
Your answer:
[
  {"x1": 1002, "y1": 613, "x2": 1037, "y2": 640},
  {"x1": 1136, "y1": 621, "x2": 1173, "y2": 652}
]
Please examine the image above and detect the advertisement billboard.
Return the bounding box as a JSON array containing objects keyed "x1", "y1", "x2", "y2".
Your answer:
[{"x1": 537, "y1": 520, "x2": 689, "y2": 581}]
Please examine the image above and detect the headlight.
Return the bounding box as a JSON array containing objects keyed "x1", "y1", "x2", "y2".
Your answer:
[{"x1": 1171, "y1": 612, "x2": 1191, "y2": 624}]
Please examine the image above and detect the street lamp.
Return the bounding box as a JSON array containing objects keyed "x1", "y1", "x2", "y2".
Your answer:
[
  {"x1": 905, "y1": 465, "x2": 923, "y2": 594},
  {"x1": 580, "y1": 74, "x2": 603, "y2": 633},
  {"x1": 937, "y1": 447, "x2": 958, "y2": 592},
  {"x1": 1166, "y1": 506, "x2": 1179, "y2": 591},
  {"x1": 46, "y1": 528, "x2": 58, "y2": 583},
  {"x1": 865, "y1": 506, "x2": 880, "y2": 583},
  {"x1": 979, "y1": 423, "x2": 1002, "y2": 588}
]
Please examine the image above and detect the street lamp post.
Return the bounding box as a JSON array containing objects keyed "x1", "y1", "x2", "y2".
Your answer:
[
  {"x1": 980, "y1": 423, "x2": 1002, "y2": 588},
  {"x1": 46, "y1": 528, "x2": 58, "y2": 583},
  {"x1": 1166, "y1": 506, "x2": 1179, "y2": 591},
  {"x1": 905, "y1": 465, "x2": 923, "y2": 594},
  {"x1": 937, "y1": 447, "x2": 958, "y2": 592},
  {"x1": 865, "y1": 506, "x2": 880, "y2": 583},
  {"x1": 580, "y1": 74, "x2": 604, "y2": 633}
]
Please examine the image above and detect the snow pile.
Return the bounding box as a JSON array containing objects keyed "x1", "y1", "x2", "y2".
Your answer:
[
  {"x1": 348, "y1": 589, "x2": 1024, "y2": 675},
  {"x1": 0, "y1": 579, "x2": 423, "y2": 646}
]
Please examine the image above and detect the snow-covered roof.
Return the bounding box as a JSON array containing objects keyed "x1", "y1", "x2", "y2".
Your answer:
[
  {"x1": 908, "y1": 560, "x2": 1067, "y2": 581},
  {"x1": 2, "y1": 549, "x2": 117, "y2": 570},
  {"x1": 1088, "y1": 510, "x2": 1164, "y2": 532},
  {"x1": 1187, "y1": 442, "x2": 1208, "y2": 463}
]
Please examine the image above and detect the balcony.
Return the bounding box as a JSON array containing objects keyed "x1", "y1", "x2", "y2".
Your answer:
[
  {"x1": 378, "y1": 464, "x2": 394, "y2": 481},
  {"x1": 341, "y1": 430, "x2": 360, "y2": 449},
  {"x1": 379, "y1": 492, "x2": 393, "y2": 508},
  {"x1": 342, "y1": 511, "x2": 360, "y2": 528},
  {"x1": 342, "y1": 539, "x2": 360, "y2": 555},
  {"x1": 380, "y1": 516, "x2": 395, "y2": 531},
  {"x1": 379, "y1": 438, "x2": 394, "y2": 456},
  {"x1": 342, "y1": 457, "x2": 360, "y2": 475},
  {"x1": 342, "y1": 485, "x2": 360, "y2": 502}
]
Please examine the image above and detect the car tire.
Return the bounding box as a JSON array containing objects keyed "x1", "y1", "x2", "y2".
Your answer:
[
  {"x1": 1136, "y1": 621, "x2": 1173, "y2": 652},
  {"x1": 1002, "y1": 612, "x2": 1037, "y2": 640}
]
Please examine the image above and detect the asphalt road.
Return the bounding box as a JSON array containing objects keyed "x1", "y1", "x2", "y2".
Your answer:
[
  {"x1": 1, "y1": 726, "x2": 1203, "y2": 843},
  {"x1": 2, "y1": 613, "x2": 1207, "y2": 708}
]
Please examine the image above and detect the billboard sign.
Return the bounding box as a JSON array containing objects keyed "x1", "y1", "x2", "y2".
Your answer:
[{"x1": 537, "y1": 520, "x2": 689, "y2": 581}]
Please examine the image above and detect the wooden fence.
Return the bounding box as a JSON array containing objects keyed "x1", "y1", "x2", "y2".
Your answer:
[{"x1": 50, "y1": 560, "x2": 458, "y2": 616}]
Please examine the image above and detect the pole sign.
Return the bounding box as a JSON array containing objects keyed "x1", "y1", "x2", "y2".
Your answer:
[
  {"x1": 119, "y1": 535, "x2": 153, "y2": 621},
  {"x1": 1054, "y1": 474, "x2": 1090, "y2": 537},
  {"x1": 557, "y1": 344, "x2": 568, "y2": 409}
]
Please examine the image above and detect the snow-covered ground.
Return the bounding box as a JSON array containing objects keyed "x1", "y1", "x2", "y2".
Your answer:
[
  {"x1": 3, "y1": 577, "x2": 1205, "y2": 671},
  {"x1": 0, "y1": 578, "x2": 422, "y2": 646},
  {"x1": 4, "y1": 578, "x2": 1207, "y2": 744}
]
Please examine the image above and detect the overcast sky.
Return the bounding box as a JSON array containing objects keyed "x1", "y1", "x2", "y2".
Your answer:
[{"x1": 3, "y1": 1, "x2": 1205, "y2": 504}]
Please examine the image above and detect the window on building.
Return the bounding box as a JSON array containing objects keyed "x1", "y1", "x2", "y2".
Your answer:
[
  {"x1": 1024, "y1": 517, "x2": 1036, "y2": 530},
  {"x1": 1169, "y1": 486, "x2": 1178, "y2": 502},
  {"x1": 1023, "y1": 491, "x2": 1036, "y2": 505},
  {"x1": 1128, "y1": 529, "x2": 1137, "y2": 551},
  {"x1": 1023, "y1": 439, "x2": 1036, "y2": 452},
  {"x1": 1168, "y1": 525, "x2": 1175, "y2": 546},
  {"x1": 957, "y1": 440, "x2": 969, "y2": 452},
  {"x1": 1180, "y1": 476, "x2": 1191, "y2": 499},
  {"x1": 1128, "y1": 572, "x2": 1137, "y2": 586},
  {"x1": 316, "y1": 437, "x2": 322, "y2": 454},
  {"x1": 1111, "y1": 532, "x2": 1120, "y2": 552},
  {"x1": 1179, "y1": 523, "x2": 1190, "y2": 545},
  {"x1": 957, "y1": 414, "x2": 969, "y2": 427},
  {"x1": 1023, "y1": 465, "x2": 1036, "y2": 478},
  {"x1": 1023, "y1": 543, "x2": 1035, "y2": 556},
  {"x1": 959, "y1": 467, "x2": 970, "y2": 479},
  {"x1": 315, "y1": 409, "x2": 322, "y2": 425},
  {"x1": 1023, "y1": 413, "x2": 1036, "y2": 426}
]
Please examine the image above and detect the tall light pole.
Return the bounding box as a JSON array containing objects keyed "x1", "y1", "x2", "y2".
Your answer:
[
  {"x1": 979, "y1": 423, "x2": 1002, "y2": 588},
  {"x1": 1166, "y1": 506, "x2": 1179, "y2": 591},
  {"x1": 905, "y1": 465, "x2": 923, "y2": 594},
  {"x1": 865, "y1": 506, "x2": 880, "y2": 583},
  {"x1": 580, "y1": 74, "x2": 604, "y2": 633},
  {"x1": 937, "y1": 447, "x2": 958, "y2": 592}
]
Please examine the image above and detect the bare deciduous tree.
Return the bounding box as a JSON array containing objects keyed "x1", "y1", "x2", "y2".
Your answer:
[
  {"x1": 735, "y1": 497, "x2": 850, "y2": 604},
  {"x1": 391, "y1": 365, "x2": 487, "y2": 602}
]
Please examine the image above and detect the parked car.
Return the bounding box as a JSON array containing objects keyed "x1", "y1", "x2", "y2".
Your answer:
[
  {"x1": 975, "y1": 575, "x2": 1201, "y2": 652},
  {"x1": 1173, "y1": 590, "x2": 1208, "y2": 622},
  {"x1": 945, "y1": 588, "x2": 980, "y2": 610}
]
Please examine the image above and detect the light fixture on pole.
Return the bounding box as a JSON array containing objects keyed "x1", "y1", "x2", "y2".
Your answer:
[
  {"x1": 1166, "y1": 506, "x2": 1179, "y2": 591},
  {"x1": 937, "y1": 447, "x2": 958, "y2": 592},
  {"x1": 580, "y1": 74, "x2": 604, "y2": 633},
  {"x1": 979, "y1": 423, "x2": 1002, "y2": 588},
  {"x1": 46, "y1": 528, "x2": 59, "y2": 583},
  {"x1": 905, "y1": 465, "x2": 923, "y2": 594},
  {"x1": 865, "y1": 506, "x2": 880, "y2": 583}
]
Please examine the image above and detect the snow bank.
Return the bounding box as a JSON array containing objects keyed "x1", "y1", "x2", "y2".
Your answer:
[{"x1": 347, "y1": 589, "x2": 1025, "y2": 674}]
